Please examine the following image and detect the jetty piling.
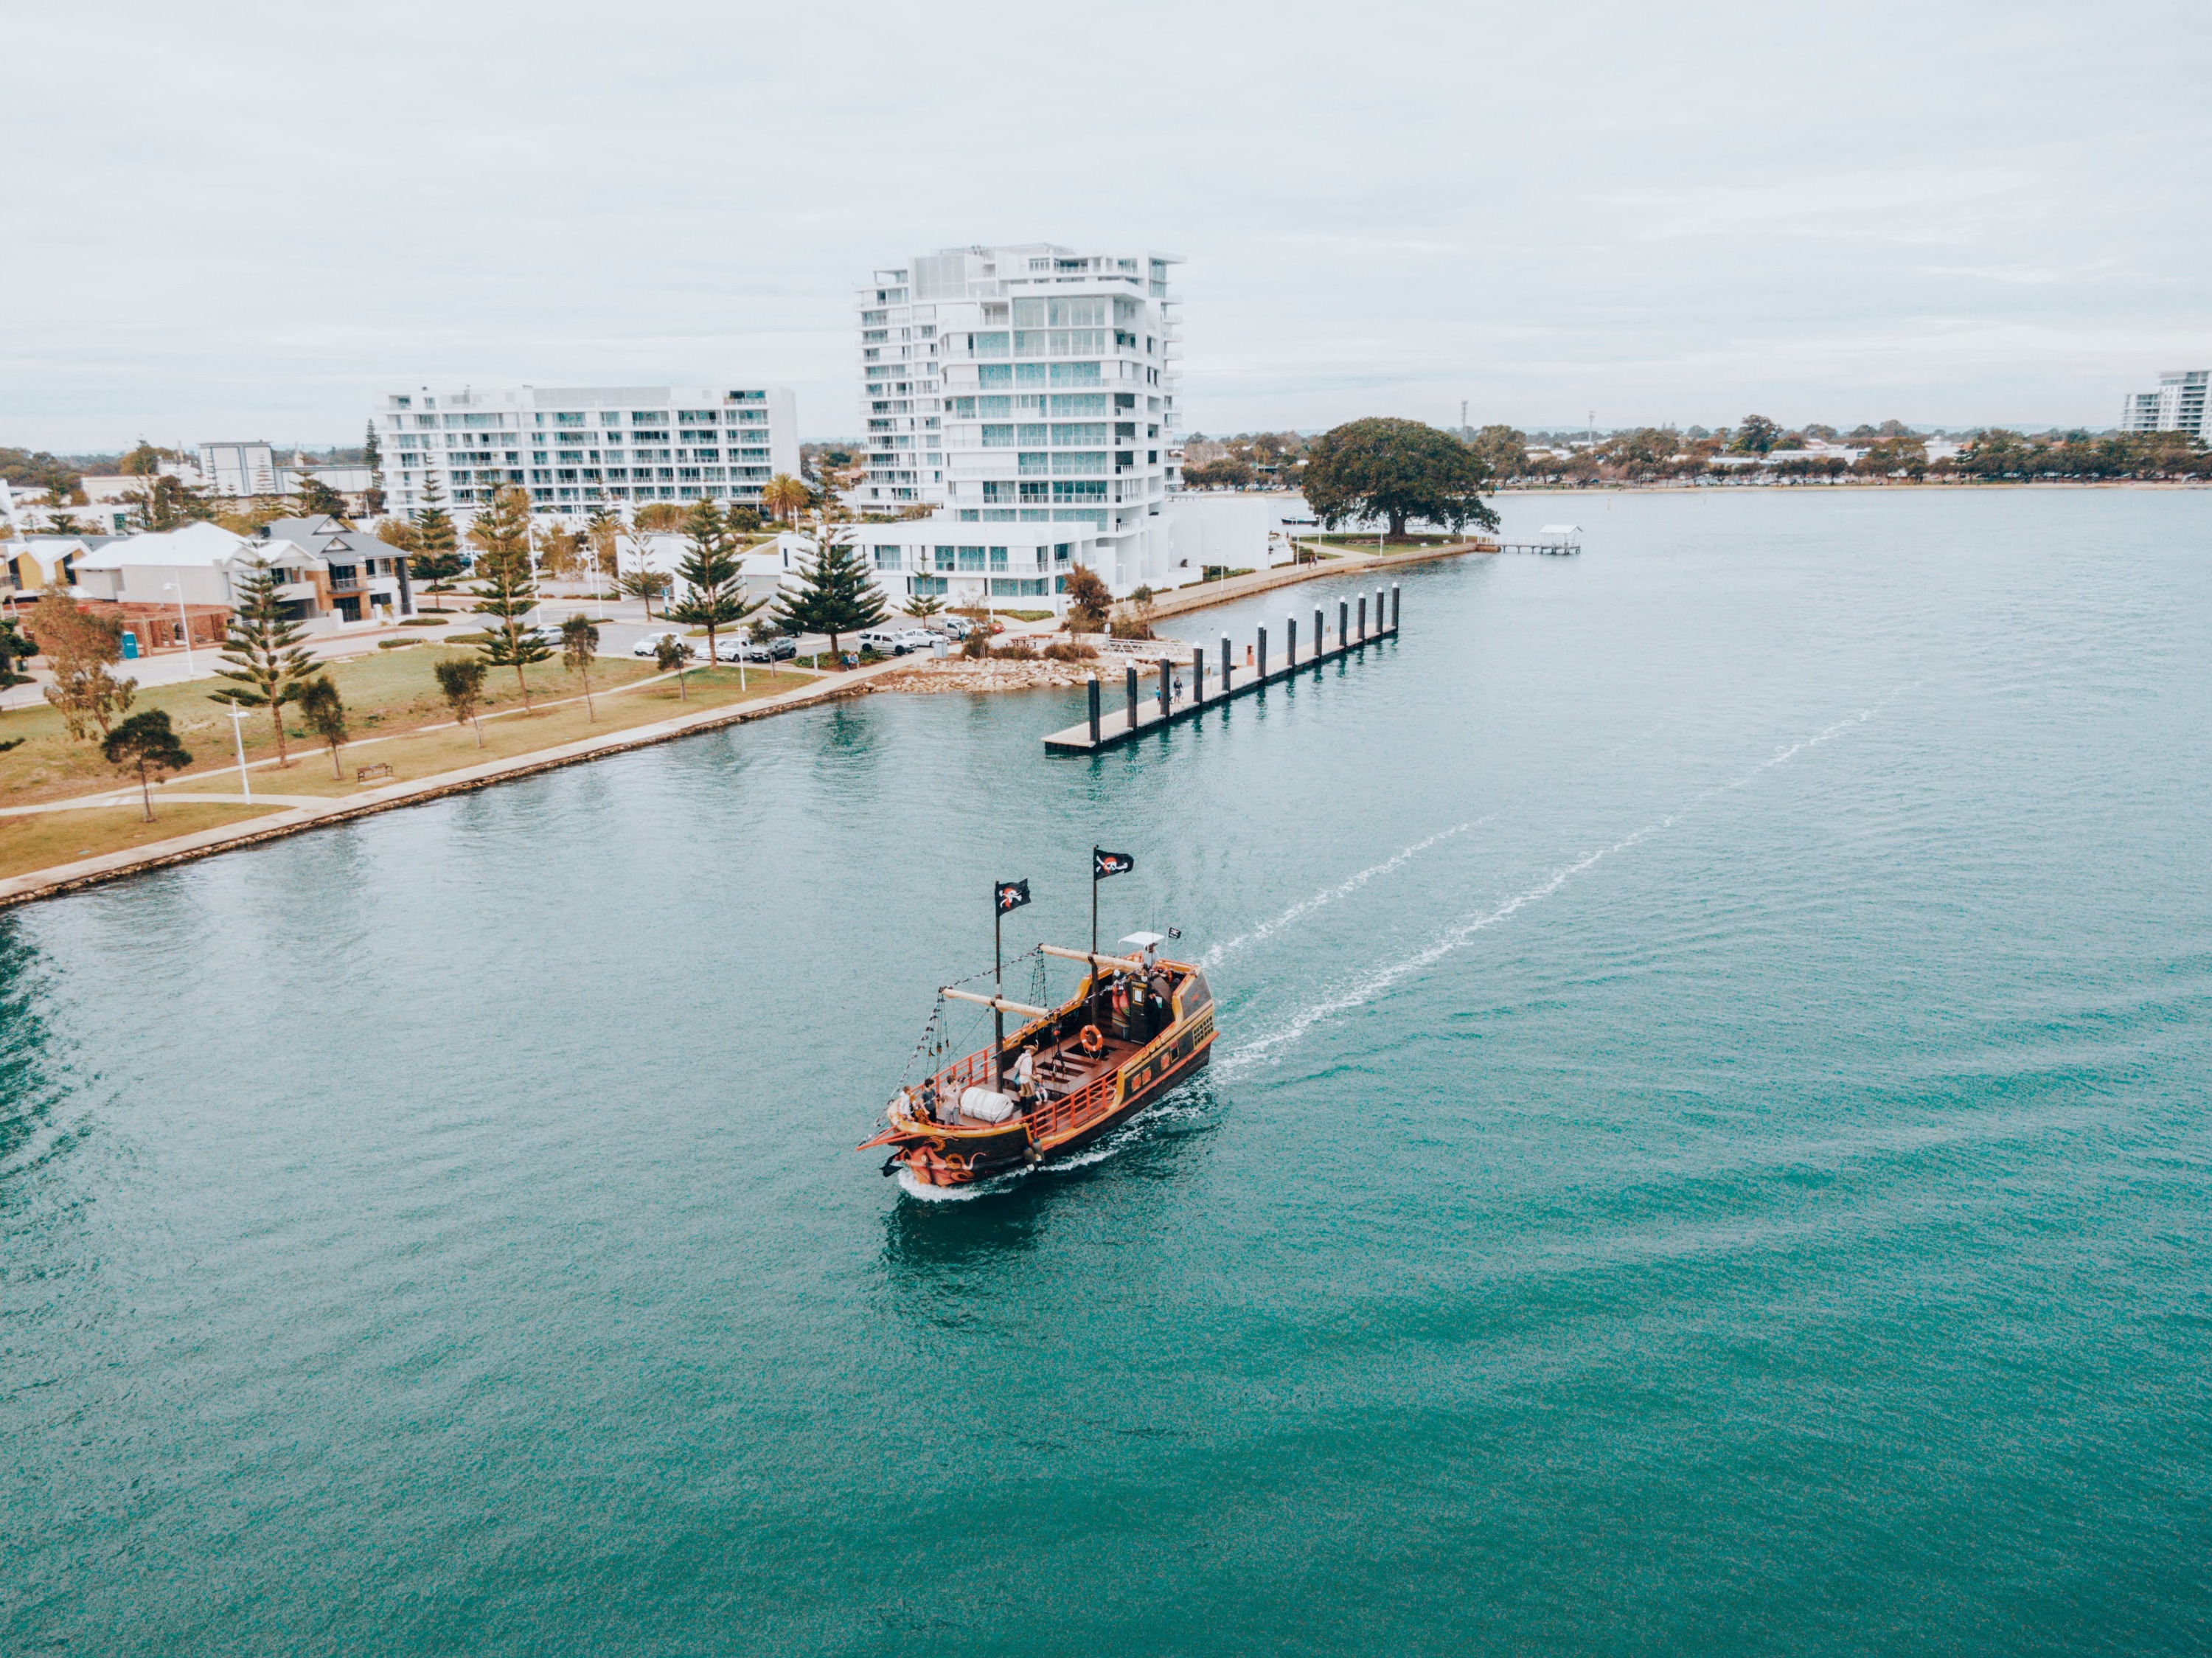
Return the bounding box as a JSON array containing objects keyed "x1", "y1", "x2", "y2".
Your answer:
[{"x1": 1045, "y1": 588, "x2": 1402, "y2": 752}]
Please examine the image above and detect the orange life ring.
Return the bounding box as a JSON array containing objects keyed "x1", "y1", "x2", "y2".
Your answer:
[{"x1": 1079, "y1": 1024, "x2": 1105, "y2": 1056}]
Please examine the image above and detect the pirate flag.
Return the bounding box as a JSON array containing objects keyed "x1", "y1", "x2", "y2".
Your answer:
[
  {"x1": 1093, "y1": 847, "x2": 1135, "y2": 881},
  {"x1": 995, "y1": 878, "x2": 1032, "y2": 915}
]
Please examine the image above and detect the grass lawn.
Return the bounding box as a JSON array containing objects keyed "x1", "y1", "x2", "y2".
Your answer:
[
  {"x1": 173, "y1": 664, "x2": 814, "y2": 801},
  {"x1": 0, "y1": 800, "x2": 291, "y2": 880},
  {"x1": 1, "y1": 647, "x2": 666, "y2": 808}
]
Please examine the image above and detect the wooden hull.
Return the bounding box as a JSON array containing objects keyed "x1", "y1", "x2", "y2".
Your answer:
[{"x1": 869, "y1": 962, "x2": 1216, "y2": 1189}]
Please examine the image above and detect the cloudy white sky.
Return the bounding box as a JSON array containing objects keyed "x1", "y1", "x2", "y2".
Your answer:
[{"x1": 7, "y1": 1, "x2": 2209, "y2": 450}]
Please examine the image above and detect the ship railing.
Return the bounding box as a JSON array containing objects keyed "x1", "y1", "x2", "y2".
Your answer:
[{"x1": 1025, "y1": 1070, "x2": 1119, "y2": 1146}]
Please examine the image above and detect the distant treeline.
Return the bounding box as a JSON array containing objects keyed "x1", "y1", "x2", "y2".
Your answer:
[
  {"x1": 2, "y1": 442, "x2": 366, "y2": 502},
  {"x1": 1176, "y1": 419, "x2": 2209, "y2": 489}
]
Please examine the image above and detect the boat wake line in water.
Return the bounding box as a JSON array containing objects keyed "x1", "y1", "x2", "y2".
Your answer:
[
  {"x1": 1217, "y1": 688, "x2": 1917, "y2": 1077},
  {"x1": 1203, "y1": 819, "x2": 1489, "y2": 968}
]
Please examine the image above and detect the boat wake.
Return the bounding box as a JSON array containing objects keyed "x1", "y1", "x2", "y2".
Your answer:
[
  {"x1": 1217, "y1": 690, "x2": 1914, "y2": 1076},
  {"x1": 1203, "y1": 819, "x2": 1485, "y2": 968}
]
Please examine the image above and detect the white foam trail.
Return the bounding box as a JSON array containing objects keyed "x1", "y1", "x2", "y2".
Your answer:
[
  {"x1": 1217, "y1": 688, "x2": 1916, "y2": 1075},
  {"x1": 1203, "y1": 819, "x2": 1485, "y2": 967},
  {"x1": 1218, "y1": 814, "x2": 1676, "y2": 1075}
]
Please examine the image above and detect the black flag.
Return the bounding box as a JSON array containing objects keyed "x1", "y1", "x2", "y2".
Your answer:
[
  {"x1": 1093, "y1": 847, "x2": 1135, "y2": 881},
  {"x1": 995, "y1": 879, "x2": 1032, "y2": 915}
]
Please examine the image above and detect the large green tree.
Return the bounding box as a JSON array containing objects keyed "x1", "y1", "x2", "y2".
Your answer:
[
  {"x1": 1729, "y1": 414, "x2": 1782, "y2": 455},
  {"x1": 771, "y1": 529, "x2": 887, "y2": 658},
  {"x1": 1300, "y1": 418, "x2": 1500, "y2": 539},
  {"x1": 209, "y1": 559, "x2": 320, "y2": 766},
  {"x1": 1468, "y1": 424, "x2": 1529, "y2": 482},
  {"x1": 665, "y1": 499, "x2": 763, "y2": 665},
  {"x1": 470, "y1": 485, "x2": 552, "y2": 707},
  {"x1": 103, "y1": 710, "x2": 192, "y2": 822}
]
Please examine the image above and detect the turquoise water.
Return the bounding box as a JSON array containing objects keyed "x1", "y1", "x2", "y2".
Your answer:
[{"x1": 6, "y1": 490, "x2": 2210, "y2": 1653}]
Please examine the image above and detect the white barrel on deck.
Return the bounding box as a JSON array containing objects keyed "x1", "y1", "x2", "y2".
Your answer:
[{"x1": 960, "y1": 1086, "x2": 1019, "y2": 1123}]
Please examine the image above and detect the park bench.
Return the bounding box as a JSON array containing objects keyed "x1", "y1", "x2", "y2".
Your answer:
[{"x1": 356, "y1": 763, "x2": 393, "y2": 783}]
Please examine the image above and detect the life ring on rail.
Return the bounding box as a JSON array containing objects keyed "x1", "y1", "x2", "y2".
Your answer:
[{"x1": 1079, "y1": 1024, "x2": 1105, "y2": 1057}]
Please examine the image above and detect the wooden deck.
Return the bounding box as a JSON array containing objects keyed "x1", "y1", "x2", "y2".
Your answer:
[{"x1": 1044, "y1": 584, "x2": 1403, "y2": 754}]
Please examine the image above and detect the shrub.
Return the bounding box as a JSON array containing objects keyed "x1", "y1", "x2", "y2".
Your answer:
[
  {"x1": 1041, "y1": 639, "x2": 1096, "y2": 662},
  {"x1": 993, "y1": 638, "x2": 1037, "y2": 662}
]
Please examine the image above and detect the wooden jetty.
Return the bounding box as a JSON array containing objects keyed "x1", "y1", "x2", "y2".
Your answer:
[
  {"x1": 1497, "y1": 522, "x2": 1582, "y2": 555},
  {"x1": 1044, "y1": 585, "x2": 1401, "y2": 754}
]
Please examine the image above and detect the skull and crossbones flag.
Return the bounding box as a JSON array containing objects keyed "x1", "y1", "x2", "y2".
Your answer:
[
  {"x1": 995, "y1": 878, "x2": 1032, "y2": 915},
  {"x1": 1093, "y1": 847, "x2": 1135, "y2": 881}
]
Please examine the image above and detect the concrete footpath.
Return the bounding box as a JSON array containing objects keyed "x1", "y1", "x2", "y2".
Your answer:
[{"x1": 0, "y1": 656, "x2": 911, "y2": 909}]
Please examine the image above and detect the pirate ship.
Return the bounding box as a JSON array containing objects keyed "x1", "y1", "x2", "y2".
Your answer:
[{"x1": 858, "y1": 848, "x2": 1216, "y2": 1188}]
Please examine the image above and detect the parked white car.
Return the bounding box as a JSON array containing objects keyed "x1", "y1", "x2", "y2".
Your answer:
[
  {"x1": 631, "y1": 630, "x2": 695, "y2": 659},
  {"x1": 891, "y1": 628, "x2": 939, "y2": 654}
]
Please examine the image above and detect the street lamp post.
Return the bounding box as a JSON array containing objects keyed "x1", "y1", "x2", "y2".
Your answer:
[
  {"x1": 225, "y1": 702, "x2": 252, "y2": 802},
  {"x1": 164, "y1": 581, "x2": 195, "y2": 676}
]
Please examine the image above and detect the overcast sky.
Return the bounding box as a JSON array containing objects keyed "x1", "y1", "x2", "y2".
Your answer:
[{"x1": 8, "y1": 1, "x2": 2210, "y2": 450}]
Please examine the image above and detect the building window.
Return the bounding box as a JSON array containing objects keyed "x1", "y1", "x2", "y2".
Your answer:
[
  {"x1": 873, "y1": 547, "x2": 902, "y2": 572},
  {"x1": 935, "y1": 546, "x2": 956, "y2": 571},
  {"x1": 989, "y1": 547, "x2": 1008, "y2": 572},
  {"x1": 956, "y1": 547, "x2": 985, "y2": 572}
]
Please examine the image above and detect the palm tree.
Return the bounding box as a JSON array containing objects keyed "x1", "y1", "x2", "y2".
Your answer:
[{"x1": 761, "y1": 474, "x2": 810, "y2": 527}]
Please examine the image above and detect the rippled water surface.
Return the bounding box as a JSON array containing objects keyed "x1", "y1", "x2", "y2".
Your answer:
[{"x1": 6, "y1": 490, "x2": 2211, "y2": 1654}]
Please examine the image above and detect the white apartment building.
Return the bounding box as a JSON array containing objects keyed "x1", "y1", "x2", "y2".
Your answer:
[
  {"x1": 2121, "y1": 370, "x2": 2209, "y2": 440},
  {"x1": 372, "y1": 383, "x2": 799, "y2": 521},
  {"x1": 856, "y1": 245, "x2": 1190, "y2": 597}
]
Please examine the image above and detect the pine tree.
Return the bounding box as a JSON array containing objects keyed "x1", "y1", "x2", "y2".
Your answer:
[
  {"x1": 470, "y1": 485, "x2": 552, "y2": 707},
  {"x1": 209, "y1": 559, "x2": 321, "y2": 766},
  {"x1": 363, "y1": 420, "x2": 386, "y2": 515},
  {"x1": 665, "y1": 499, "x2": 762, "y2": 665},
  {"x1": 410, "y1": 476, "x2": 462, "y2": 600},
  {"x1": 771, "y1": 528, "x2": 888, "y2": 658}
]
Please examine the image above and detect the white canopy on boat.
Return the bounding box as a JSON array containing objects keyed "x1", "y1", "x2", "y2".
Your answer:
[{"x1": 1119, "y1": 931, "x2": 1166, "y2": 948}]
